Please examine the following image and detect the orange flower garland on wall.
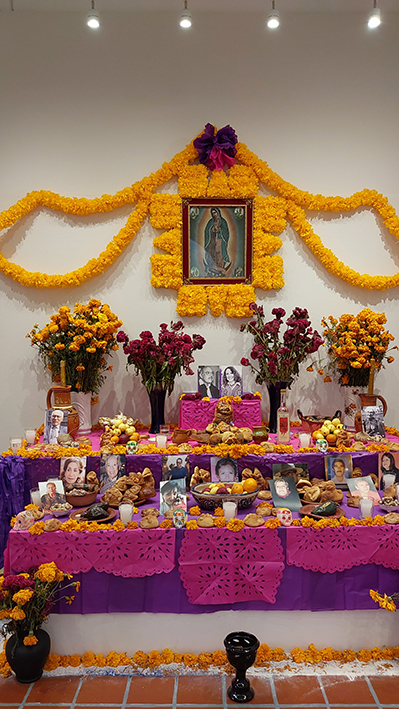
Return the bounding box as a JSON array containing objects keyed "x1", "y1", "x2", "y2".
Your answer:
[{"x1": 0, "y1": 127, "x2": 399, "y2": 315}]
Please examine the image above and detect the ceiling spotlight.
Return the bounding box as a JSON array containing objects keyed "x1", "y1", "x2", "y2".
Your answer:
[
  {"x1": 87, "y1": 0, "x2": 100, "y2": 29},
  {"x1": 180, "y1": 0, "x2": 192, "y2": 29},
  {"x1": 368, "y1": 0, "x2": 381, "y2": 28},
  {"x1": 267, "y1": 1, "x2": 280, "y2": 29}
]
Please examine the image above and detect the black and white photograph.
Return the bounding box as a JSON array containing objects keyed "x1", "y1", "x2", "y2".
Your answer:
[
  {"x1": 361, "y1": 405, "x2": 385, "y2": 437},
  {"x1": 43, "y1": 408, "x2": 68, "y2": 444},
  {"x1": 197, "y1": 365, "x2": 220, "y2": 398},
  {"x1": 220, "y1": 365, "x2": 243, "y2": 397}
]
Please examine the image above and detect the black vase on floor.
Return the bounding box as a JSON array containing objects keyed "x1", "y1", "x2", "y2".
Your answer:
[
  {"x1": 147, "y1": 385, "x2": 167, "y2": 434},
  {"x1": 5, "y1": 629, "x2": 51, "y2": 683},
  {"x1": 266, "y1": 380, "x2": 291, "y2": 433},
  {"x1": 224, "y1": 631, "x2": 260, "y2": 703}
]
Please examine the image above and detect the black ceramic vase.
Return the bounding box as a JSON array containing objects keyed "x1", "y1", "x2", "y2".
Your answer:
[
  {"x1": 267, "y1": 380, "x2": 291, "y2": 433},
  {"x1": 147, "y1": 386, "x2": 167, "y2": 434},
  {"x1": 5, "y1": 628, "x2": 51, "y2": 683},
  {"x1": 224, "y1": 631, "x2": 260, "y2": 703}
]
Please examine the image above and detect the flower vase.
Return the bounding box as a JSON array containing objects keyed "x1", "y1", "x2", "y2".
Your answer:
[
  {"x1": 147, "y1": 386, "x2": 167, "y2": 434},
  {"x1": 266, "y1": 381, "x2": 291, "y2": 433},
  {"x1": 5, "y1": 629, "x2": 50, "y2": 683},
  {"x1": 342, "y1": 386, "x2": 367, "y2": 430},
  {"x1": 71, "y1": 391, "x2": 92, "y2": 435}
]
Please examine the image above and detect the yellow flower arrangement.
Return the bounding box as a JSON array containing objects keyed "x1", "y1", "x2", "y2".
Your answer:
[
  {"x1": 322, "y1": 309, "x2": 396, "y2": 387},
  {"x1": 226, "y1": 518, "x2": 245, "y2": 532}
]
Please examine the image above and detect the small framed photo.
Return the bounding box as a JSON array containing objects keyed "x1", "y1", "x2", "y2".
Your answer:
[
  {"x1": 59, "y1": 457, "x2": 87, "y2": 489},
  {"x1": 182, "y1": 198, "x2": 253, "y2": 284},
  {"x1": 100, "y1": 454, "x2": 126, "y2": 493},
  {"x1": 347, "y1": 475, "x2": 380, "y2": 505},
  {"x1": 162, "y1": 454, "x2": 189, "y2": 481},
  {"x1": 269, "y1": 477, "x2": 302, "y2": 511},
  {"x1": 272, "y1": 463, "x2": 309, "y2": 482},
  {"x1": 38, "y1": 479, "x2": 66, "y2": 511},
  {"x1": 197, "y1": 365, "x2": 220, "y2": 398},
  {"x1": 361, "y1": 405, "x2": 385, "y2": 437},
  {"x1": 325, "y1": 454, "x2": 353, "y2": 488},
  {"x1": 378, "y1": 452, "x2": 399, "y2": 490},
  {"x1": 44, "y1": 408, "x2": 68, "y2": 444},
  {"x1": 211, "y1": 456, "x2": 239, "y2": 483},
  {"x1": 160, "y1": 479, "x2": 187, "y2": 515},
  {"x1": 220, "y1": 365, "x2": 243, "y2": 397}
]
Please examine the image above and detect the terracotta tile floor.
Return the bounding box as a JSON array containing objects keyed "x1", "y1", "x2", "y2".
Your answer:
[{"x1": 1, "y1": 673, "x2": 399, "y2": 707}]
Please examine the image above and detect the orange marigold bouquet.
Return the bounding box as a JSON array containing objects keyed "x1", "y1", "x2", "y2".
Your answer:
[
  {"x1": 322, "y1": 308, "x2": 396, "y2": 387},
  {"x1": 0, "y1": 562, "x2": 79, "y2": 647},
  {"x1": 27, "y1": 299, "x2": 123, "y2": 394}
]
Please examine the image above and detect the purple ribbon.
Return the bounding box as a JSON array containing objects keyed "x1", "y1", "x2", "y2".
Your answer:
[{"x1": 193, "y1": 123, "x2": 238, "y2": 171}]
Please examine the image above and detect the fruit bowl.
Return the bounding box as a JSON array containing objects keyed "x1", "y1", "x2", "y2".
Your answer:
[
  {"x1": 191, "y1": 483, "x2": 259, "y2": 512},
  {"x1": 297, "y1": 409, "x2": 342, "y2": 434}
]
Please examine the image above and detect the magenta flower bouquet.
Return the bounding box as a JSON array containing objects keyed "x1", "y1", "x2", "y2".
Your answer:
[{"x1": 240, "y1": 303, "x2": 323, "y2": 387}]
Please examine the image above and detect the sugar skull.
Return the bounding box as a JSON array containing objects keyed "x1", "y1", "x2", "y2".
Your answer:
[
  {"x1": 276, "y1": 507, "x2": 293, "y2": 527},
  {"x1": 173, "y1": 509, "x2": 187, "y2": 529},
  {"x1": 315, "y1": 438, "x2": 329, "y2": 453}
]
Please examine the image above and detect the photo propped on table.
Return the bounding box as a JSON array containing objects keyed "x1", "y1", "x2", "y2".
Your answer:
[
  {"x1": 325, "y1": 453, "x2": 353, "y2": 489},
  {"x1": 347, "y1": 475, "x2": 380, "y2": 505},
  {"x1": 211, "y1": 456, "x2": 239, "y2": 483},
  {"x1": 159, "y1": 479, "x2": 187, "y2": 515},
  {"x1": 269, "y1": 476, "x2": 302, "y2": 511},
  {"x1": 378, "y1": 451, "x2": 399, "y2": 490},
  {"x1": 59, "y1": 456, "x2": 87, "y2": 490},
  {"x1": 100, "y1": 453, "x2": 126, "y2": 493},
  {"x1": 38, "y1": 479, "x2": 66, "y2": 511},
  {"x1": 162, "y1": 454, "x2": 189, "y2": 481}
]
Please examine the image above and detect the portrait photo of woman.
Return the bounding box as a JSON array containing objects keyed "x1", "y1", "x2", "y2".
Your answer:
[
  {"x1": 59, "y1": 457, "x2": 86, "y2": 489},
  {"x1": 100, "y1": 454, "x2": 125, "y2": 493},
  {"x1": 379, "y1": 452, "x2": 399, "y2": 489},
  {"x1": 220, "y1": 365, "x2": 243, "y2": 397}
]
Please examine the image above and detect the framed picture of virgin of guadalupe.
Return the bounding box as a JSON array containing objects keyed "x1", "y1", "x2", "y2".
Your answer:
[{"x1": 182, "y1": 198, "x2": 253, "y2": 284}]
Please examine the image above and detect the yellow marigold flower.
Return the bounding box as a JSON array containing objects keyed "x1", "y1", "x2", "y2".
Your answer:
[
  {"x1": 23, "y1": 635, "x2": 38, "y2": 646},
  {"x1": 213, "y1": 507, "x2": 224, "y2": 517},
  {"x1": 306, "y1": 366, "x2": 314, "y2": 372},
  {"x1": 65, "y1": 596, "x2": 75, "y2": 605},
  {"x1": 10, "y1": 607, "x2": 26, "y2": 621},
  {"x1": 76, "y1": 365, "x2": 85, "y2": 371},
  {"x1": 186, "y1": 520, "x2": 198, "y2": 530},
  {"x1": 213, "y1": 516, "x2": 227, "y2": 527},
  {"x1": 12, "y1": 589, "x2": 34, "y2": 605},
  {"x1": 54, "y1": 343, "x2": 65, "y2": 350},
  {"x1": 189, "y1": 506, "x2": 201, "y2": 516},
  {"x1": 317, "y1": 368, "x2": 324, "y2": 375},
  {"x1": 86, "y1": 347, "x2": 96, "y2": 353},
  {"x1": 75, "y1": 581, "x2": 81, "y2": 592},
  {"x1": 226, "y1": 518, "x2": 245, "y2": 532},
  {"x1": 160, "y1": 519, "x2": 173, "y2": 529},
  {"x1": 324, "y1": 375, "x2": 332, "y2": 382}
]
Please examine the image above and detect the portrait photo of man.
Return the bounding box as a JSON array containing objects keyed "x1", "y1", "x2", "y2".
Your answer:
[
  {"x1": 269, "y1": 476, "x2": 301, "y2": 511},
  {"x1": 197, "y1": 365, "x2": 220, "y2": 398},
  {"x1": 162, "y1": 455, "x2": 189, "y2": 481},
  {"x1": 44, "y1": 408, "x2": 68, "y2": 444},
  {"x1": 159, "y1": 479, "x2": 187, "y2": 515},
  {"x1": 39, "y1": 479, "x2": 66, "y2": 510}
]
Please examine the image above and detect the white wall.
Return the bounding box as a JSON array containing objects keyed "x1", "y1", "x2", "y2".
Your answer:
[{"x1": 1, "y1": 9, "x2": 399, "y2": 450}]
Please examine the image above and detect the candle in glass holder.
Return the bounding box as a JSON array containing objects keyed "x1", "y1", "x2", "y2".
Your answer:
[
  {"x1": 223, "y1": 500, "x2": 238, "y2": 521},
  {"x1": 360, "y1": 497, "x2": 373, "y2": 519},
  {"x1": 25, "y1": 428, "x2": 37, "y2": 445},
  {"x1": 160, "y1": 425, "x2": 170, "y2": 437},
  {"x1": 156, "y1": 434, "x2": 167, "y2": 448},
  {"x1": 30, "y1": 488, "x2": 41, "y2": 506},
  {"x1": 298, "y1": 432, "x2": 311, "y2": 448},
  {"x1": 10, "y1": 437, "x2": 23, "y2": 454},
  {"x1": 383, "y1": 473, "x2": 396, "y2": 489},
  {"x1": 119, "y1": 503, "x2": 133, "y2": 526}
]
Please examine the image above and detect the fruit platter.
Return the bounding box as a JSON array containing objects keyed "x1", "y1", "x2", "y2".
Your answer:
[{"x1": 191, "y1": 479, "x2": 259, "y2": 511}]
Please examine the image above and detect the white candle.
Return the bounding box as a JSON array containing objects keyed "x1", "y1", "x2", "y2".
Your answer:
[
  {"x1": 25, "y1": 429, "x2": 37, "y2": 445},
  {"x1": 299, "y1": 432, "x2": 311, "y2": 448},
  {"x1": 223, "y1": 500, "x2": 237, "y2": 521},
  {"x1": 359, "y1": 497, "x2": 373, "y2": 519},
  {"x1": 30, "y1": 488, "x2": 41, "y2": 506},
  {"x1": 383, "y1": 473, "x2": 396, "y2": 489},
  {"x1": 10, "y1": 437, "x2": 23, "y2": 454},
  {"x1": 119, "y1": 503, "x2": 133, "y2": 526},
  {"x1": 156, "y1": 434, "x2": 167, "y2": 449}
]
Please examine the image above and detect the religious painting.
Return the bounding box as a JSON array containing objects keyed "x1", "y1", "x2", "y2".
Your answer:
[{"x1": 182, "y1": 198, "x2": 253, "y2": 284}]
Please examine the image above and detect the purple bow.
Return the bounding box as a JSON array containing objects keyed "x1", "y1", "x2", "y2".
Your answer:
[{"x1": 193, "y1": 123, "x2": 238, "y2": 171}]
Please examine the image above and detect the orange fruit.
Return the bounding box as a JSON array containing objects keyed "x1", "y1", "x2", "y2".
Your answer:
[
  {"x1": 326, "y1": 433, "x2": 337, "y2": 445},
  {"x1": 243, "y1": 478, "x2": 257, "y2": 493},
  {"x1": 110, "y1": 435, "x2": 119, "y2": 444},
  {"x1": 230, "y1": 482, "x2": 244, "y2": 495}
]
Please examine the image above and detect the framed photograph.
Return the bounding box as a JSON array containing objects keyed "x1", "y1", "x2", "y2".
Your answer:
[
  {"x1": 182, "y1": 198, "x2": 253, "y2": 284},
  {"x1": 378, "y1": 452, "x2": 399, "y2": 490},
  {"x1": 325, "y1": 454, "x2": 353, "y2": 488},
  {"x1": 347, "y1": 475, "x2": 380, "y2": 505},
  {"x1": 100, "y1": 454, "x2": 126, "y2": 493},
  {"x1": 38, "y1": 479, "x2": 66, "y2": 511},
  {"x1": 220, "y1": 365, "x2": 243, "y2": 397},
  {"x1": 162, "y1": 454, "x2": 189, "y2": 481},
  {"x1": 59, "y1": 456, "x2": 87, "y2": 489},
  {"x1": 197, "y1": 365, "x2": 220, "y2": 398},
  {"x1": 361, "y1": 405, "x2": 385, "y2": 437},
  {"x1": 272, "y1": 463, "x2": 309, "y2": 482},
  {"x1": 269, "y1": 477, "x2": 302, "y2": 511},
  {"x1": 43, "y1": 408, "x2": 68, "y2": 444},
  {"x1": 159, "y1": 479, "x2": 187, "y2": 515},
  {"x1": 210, "y1": 456, "x2": 239, "y2": 483}
]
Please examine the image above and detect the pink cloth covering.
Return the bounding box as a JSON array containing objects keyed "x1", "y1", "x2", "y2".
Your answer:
[
  {"x1": 7, "y1": 528, "x2": 176, "y2": 579},
  {"x1": 178, "y1": 399, "x2": 262, "y2": 430},
  {"x1": 286, "y1": 525, "x2": 399, "y2": 574},
  {"x1": 178, "y1": 527, "x2": 284, "y2": 605}
]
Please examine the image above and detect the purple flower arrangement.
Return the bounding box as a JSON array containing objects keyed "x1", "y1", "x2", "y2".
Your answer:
[
  {"x1": 240, "y1": 303, "x2": 324, "y2": 386},
  {"x1": 117, "y1": 321, "x2": 206, "y2": 395},
  {"x1": 193, "y1": 123, "x2": 238, "y2": 171}
]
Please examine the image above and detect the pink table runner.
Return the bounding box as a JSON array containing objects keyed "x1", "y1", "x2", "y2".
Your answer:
[
  {"x1": 178, "y1": 399, "x2": 262, "y2": 430},
  {"x1": 286, "y1": 525, "x2": 399, "y2": 574},
  {"x1": 178, "y1": 527, "x2": 284, "y2": 605},
  {"x1": 7, "y1": 528, "x2": 176, "y2": 579}
]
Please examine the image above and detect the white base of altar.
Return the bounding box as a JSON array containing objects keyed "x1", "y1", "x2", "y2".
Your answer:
[{"x1": 46, "y1": 610, "x2": 399, "y2": 655}]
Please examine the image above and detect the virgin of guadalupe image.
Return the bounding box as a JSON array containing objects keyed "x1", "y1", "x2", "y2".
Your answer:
[{"x1": 204, "y1": 207, "x2": 231, "y2": 276}]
